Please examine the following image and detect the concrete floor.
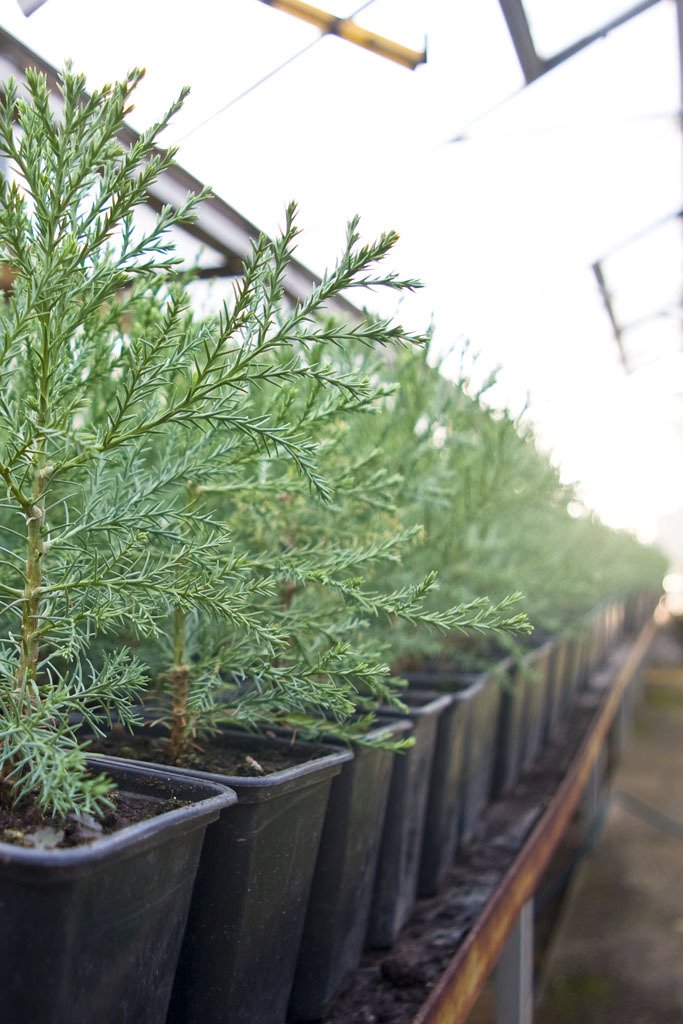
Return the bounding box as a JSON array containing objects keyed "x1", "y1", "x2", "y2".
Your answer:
[{"x1": 535, "y1": 622, "x2": 683, "y2": 1024}]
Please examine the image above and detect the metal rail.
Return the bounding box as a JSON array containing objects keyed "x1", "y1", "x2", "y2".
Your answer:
[
  {"x1": 414, "y1": 618, "x2": 658, "y2": 1024},
  {"x1": 0, "y1": 26, "x2": 362, "y2": 318},
  {"x1": 259, "y1": 0, "x2": 426, "y2": 69}
]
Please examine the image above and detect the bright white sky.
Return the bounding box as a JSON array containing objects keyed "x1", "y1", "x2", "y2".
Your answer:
[{"x1": 2, "y1": 0, "x2": 682, "y2": 542}]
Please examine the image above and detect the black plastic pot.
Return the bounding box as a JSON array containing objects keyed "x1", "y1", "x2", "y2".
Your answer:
[
  {"x1": 519, "y1": 640, "x2": 554, "y2": 770},
  {"x1": 0, "y1": 760, "x2": 233, "y2": 1024},
  {"x1": 288, "y1": 718, "x2": 411, "y2": 1022},
  {"x1": 586, "y1": 605, "x2": 610, "y2": 675},
  {"x1": 161, "y1": 730, "x2": 350, "y2": 1024},
  {"x1": 416, "y1": 689, "x2": 469, "y2": 889},
  {"x1": 606, "y1": 600, "x2": 626, "y2": 649},
  {"x1": 492, "y1": 660, "x2": 525, "y2": 797},
  {"x1": 92, "y1": 727, "x2": 349, "y2": 1024},
  {"x1": 625, "y1": 590, "x2": 657, "y2": 635},
  {"x1": 543, "y1": 635, "x2": 568, "y2": 742},
  {"x1": 624, "y1": 592, "x2": 641, "y2": 636},
  {"x1": 561, "y1": 633, "x2": 582, "y2": 707},
  {"x1": 492, "y1": 642, "x2": 554, "y2": 794},
  {"x1": 406, "y1": 668, "x2": 502, "y2": 850},
  {"x1": 383, "y1": 689, "x2": 466, "y2": 894},
  {"x1": 365, "y1": 691, "x2": 453, "y2": 947},
  {"x1": 565, "y1": 631, "x2": 589, "y2": 701},
  {"x1": 457, "y1": 670, "x2": 503, "y2": 844}
]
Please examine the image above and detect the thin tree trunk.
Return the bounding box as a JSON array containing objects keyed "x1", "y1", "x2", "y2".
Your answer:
[
  {"x1": 17, "y1": 464, "x2": 48, "y2": 690},
  {"x1": 168, "y1": 606, "x2": 190, "y2": 763}
]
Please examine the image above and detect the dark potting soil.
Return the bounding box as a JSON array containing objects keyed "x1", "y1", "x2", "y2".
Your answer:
[
  {"x1": 317, "y1": 659, "x2": 621, "y2": 1024},
  {"x1": 88, "y1": 727, "x2": 329, "y2": 778},
  {"x1": 0, "y1": 783, "x2": 182, "y2": 850},
  {"x1": 392, "y1": 636, "x2": 513, "y2": 678}
]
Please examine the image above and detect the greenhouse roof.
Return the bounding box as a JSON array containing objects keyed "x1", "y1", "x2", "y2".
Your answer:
[
  {"x1": 0, "y1": 23, "x2": 361, "y2": 318},
  {"x1": 0, "y1": 1, "x2": 680, "y2": 540}
]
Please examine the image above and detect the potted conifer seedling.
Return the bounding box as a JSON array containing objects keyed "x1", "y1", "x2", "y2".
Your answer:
[
  {"x1": 170, "y1": 333, "x2": 530, "y2": 1012},
  {"x1": 57, "y1": 127, "x2": 532, "y2": 1023},
  {"x1": 0, "y1": 69, "x2": 240, "y2": 1024},
  {"x1": 87, "y1": 217, "x2": 529, "y2": 1023}
]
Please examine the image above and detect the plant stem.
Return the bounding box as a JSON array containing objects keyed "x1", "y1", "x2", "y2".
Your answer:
[
  {"x1": 280, "y1": 581, "x2": 299, "y2": 610},
  {"x1": 168, "y1": 606, "x2": 189, "y2": 763},
  {"x1": 17, "y1": 464, "x2": 48, "y2": 690}
]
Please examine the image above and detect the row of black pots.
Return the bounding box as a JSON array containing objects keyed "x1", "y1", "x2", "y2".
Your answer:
[
  {"x1": 2, "y1": 591, "x2": 657, "y2": 1024},
  {"x1": 291, "y1": 683, "x2": 493, "y2": 1018},
  {"x1": 290, "y1": 592, "x2": 659, "y2": 1019},
  {"x1": 2, "y1": 707, "x2": 437, "y2": 1024}
]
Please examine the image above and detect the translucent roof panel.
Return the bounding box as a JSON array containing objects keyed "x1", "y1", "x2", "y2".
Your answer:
[
  {"x1": 0, "y1": 0, "x2": 679, "y2": 538},
  {"x1": 622, "y1": 316, "x2": 682, "y2": 372}
]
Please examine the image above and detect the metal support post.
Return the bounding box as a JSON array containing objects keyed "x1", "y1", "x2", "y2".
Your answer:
[
  {"x1": 608, "y1": 694, "x2": 631, "y2": 770},
  {"x1": 494, "y1": 900, "x2": 534, "y2": 1024},
  {"x1": 582, "y1": 744, "x2": 607, "y2": 819}
]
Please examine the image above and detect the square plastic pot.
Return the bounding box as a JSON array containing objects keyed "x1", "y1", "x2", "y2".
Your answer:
[
  {"x1": 624, "y1": 592, "x2": 641, "y2": 636},
  {"x1": 492, "y1": 659, "x2": 525, "y2": 797},
  {"x1": 365, "y1": 691, "x2": 453, "y2": 947},
  {"x1": 565, "y1": 631, "x2": 590, "y2": 700},
  {"x1": 385, "y1": 692, "x2": 471, "y2": 892},
  {"x1": 405, "y1": 668, "x2": 502, "y2": 850},
  {"x1": 543, "y1": 635, "x2": 569, "y2": 742},
  {"x1": 0, "y1": 760, "x2": 233, "y2": 1024},
  {"x1": 586, "y1": 605, "x2": 610, "y2": 675},
  {"x1": 625, "y1": 590, "x2": 657, "y2": 635},
  {"x1": 606, "y1": 600, "x2": 626, "y2": 649},
  {"x1": 457, "y1": 670, "x2": 503, "y2": 845},
  {"x1": 416, "y1": 689, "x2": 469, "y2": 886},
  {"x1": 93, "y1": 728, "x2": 350, "y2": 1024},
  {"x1": 519, "y1": 640, "x2": 554, "y2": 770},
  {"x1": 385, "y1": 689, "x2": 467, "y2": 893},
  {"x1": 287, "y1": 718, "x2": 411, "y2": 1022}
]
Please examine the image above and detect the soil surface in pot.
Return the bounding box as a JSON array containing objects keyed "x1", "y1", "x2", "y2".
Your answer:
[
  {"x1": 89, "y1": 727, "x2": 330, "y2": 777},
  {"x1": 317, "y1": 661, "x2": 620, "y2": 1024},
  {"x1": 392, "y1": 636, "x2": 515, "y2": 677},
  {"x1": 0, "y1": 780, "x2": 182, "y2": 850}
]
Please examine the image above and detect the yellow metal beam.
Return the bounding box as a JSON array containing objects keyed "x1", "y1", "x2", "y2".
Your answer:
[{"x1": 260, "y1": 0, "x2": 426, "y2": 69}]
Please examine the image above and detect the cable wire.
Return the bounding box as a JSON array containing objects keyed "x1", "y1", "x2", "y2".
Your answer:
[{"x1": 176, "y1": 0, "x2": 378, "y2": 144}]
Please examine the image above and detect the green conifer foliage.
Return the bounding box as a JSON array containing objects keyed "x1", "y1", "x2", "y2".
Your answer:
[
  {"x1": 168, "y1": 332, "x2": 530, "y2": 752},
  {"x1": 0, "y1": 68, "x2": 217, "y2": 815},
  {"x1": 0, "y1": 68, "x2": 660, "y2": 816},
  {"x1": 0, "y1": 69, "x2": 533, "y2": 808},
  {"x1": 344, "y1": 343, "x2": 666, "y2": 670}
]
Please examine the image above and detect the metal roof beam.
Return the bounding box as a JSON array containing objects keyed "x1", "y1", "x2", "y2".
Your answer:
[
  {"x1": 599, "y1": 209, "x2": 683, "y2": 262},
  {"x1": 259, "y1": 0, "x2": 426, "y2": 70},
  {"x1": 621, "y1": 300, "x2": 683, "y2": 334},
  {"x1": 545, "y1": 0, "x2": 665, "y2": 70},
  {"x1": 496, "y1": 0, "x2": 546, "y2": 83},
  {"x1": 592, "y1": 261, "x2": 630, "y2": 372},
  {"x1": 499, "y1": 0, "x2": 664, "y2": 85}
]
